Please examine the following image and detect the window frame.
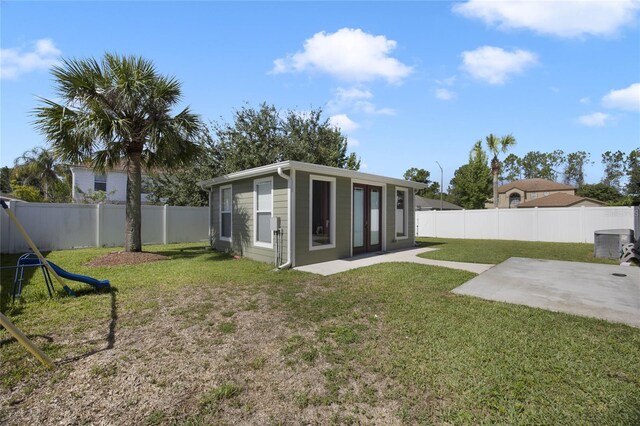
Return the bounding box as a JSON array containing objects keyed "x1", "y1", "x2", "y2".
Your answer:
[
  {"x1": 94, "y1": 173, "x2": 107, "y2": 192},
  {"x1": 219, "y1": 184, "x2": 232, "y2": 242},
  {"x1": 395, "y1": 187, "x2": 409, "y2": 240},
  {"x1": 253, "y1": 177, "x2": 274, "y2": 249},
  {"x1": 309, "y1": 174, "x2": 336, "y2": 251}
]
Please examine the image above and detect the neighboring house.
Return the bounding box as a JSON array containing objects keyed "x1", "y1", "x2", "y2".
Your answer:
[
  {"x1": 198, "y1": 161, "x2": 428, "y2": 268},
  {"x1": 70, "y1": 164, "x2": 152, "y2": 204},
  {"x1": 517, "y1": 192, "x2": 605, "y2": 208},
  {"x1": 489, "y1": 178, "x2": 577, "y2": 209},
  {"x1": 414, "y1": 195, "x2": 462, "y2": 211}
]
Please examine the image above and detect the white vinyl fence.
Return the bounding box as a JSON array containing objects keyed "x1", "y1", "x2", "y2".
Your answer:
[
  {"x1": 1, "y1": 201, "x2": 209, "y2": 253},
  {"x1": 415, "y1": 206, "x2": 635, "y2": 244}
]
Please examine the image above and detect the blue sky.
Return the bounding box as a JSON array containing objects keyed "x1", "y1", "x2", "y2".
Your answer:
[{"x1": 2, "y1": 1, "x2": 639, "y2": 187}]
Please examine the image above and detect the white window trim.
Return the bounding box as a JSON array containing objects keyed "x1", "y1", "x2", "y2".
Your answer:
[
  {"x1": 395, "y1": 187, "x2": 409, "y2": 240},
  {"x1": 309, "y1": 174, "x2": 336, "y2": 251},
  {"x1": 254, "y1": 176, "x2": 274, "y2": 249},
  {"x1": 219, "y1": 184, "x2": 232, "y2": 242}
]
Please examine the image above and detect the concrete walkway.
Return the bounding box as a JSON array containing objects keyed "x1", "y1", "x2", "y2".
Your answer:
[
  {"x1": 294, "y1": 247, "x2": 493, "y2": 275},
  {"x1": 452, "y1": 257, "x2": 640, "y2": 328}
]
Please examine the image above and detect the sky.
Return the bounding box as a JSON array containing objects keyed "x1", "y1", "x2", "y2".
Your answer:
[{"x1": 2, "y1": 1, "x2": 639, "y2": 187}]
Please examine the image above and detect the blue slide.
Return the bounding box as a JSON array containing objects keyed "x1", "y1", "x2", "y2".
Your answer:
[{"x1": 18, "y1": 256, "x2": 110, "y2": 290}]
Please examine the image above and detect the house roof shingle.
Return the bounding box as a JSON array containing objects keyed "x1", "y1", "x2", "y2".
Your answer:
[
  {"x1": 414, "y1": 195, "x2": 463, "y2": 210},
  {"x1": 498, "y1": 178, "x2": 574, "y2": 194},
  {"x1": 517, "y1": 192, "x2": 605, "y2": 208}
]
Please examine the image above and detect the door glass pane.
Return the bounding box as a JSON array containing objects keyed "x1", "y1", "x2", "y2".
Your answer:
[
  {"x1": 353, "y1": 188, "x2": 364, "y2": 248},
  {"x1": 257, "y1": 212, "x2": 272, "y2": 243},
  {"x1": 396, "y1": 190, "x2": 405, "y2": 237},
  {"x1": 370, "y1": 190, "x2": 380, "y2": 246}
]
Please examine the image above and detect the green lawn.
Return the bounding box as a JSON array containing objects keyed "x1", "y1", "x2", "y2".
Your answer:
[
  {"x1": 1, "y1": 243, "x2": 638, "y2": 425},
  {"x1": 417, "y1": 237, "x2": 619, "y2": 264}
]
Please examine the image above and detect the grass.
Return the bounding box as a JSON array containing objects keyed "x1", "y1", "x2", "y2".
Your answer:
[
  {"x1": 1, "y1": 241, "x2": 639, "y2": 424},
  {"x1": 417, "y1": 237, "x2": 620, "y2": 264}
]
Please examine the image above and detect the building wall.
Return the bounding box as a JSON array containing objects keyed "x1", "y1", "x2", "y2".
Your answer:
[
  {"x1": 497, "y1": 188, "x2": 576, "y2": 208},
  {"x1": 71, "y1": 166, "x2": 151, "y2": 203},
  {"x1": 210, "y1": 172, "x2": 289, "y2": 264},
  {"x1": 294, "y1": 171, "x2": 351, "y2": 267}
]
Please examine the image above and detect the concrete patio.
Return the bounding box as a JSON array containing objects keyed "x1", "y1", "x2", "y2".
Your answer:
[
  {"x1": 294, "y1": 247, "x2": 493, "y2": 275},
  {"x1": 452, "y1": 257, "x2": 640, "y2": 328}
]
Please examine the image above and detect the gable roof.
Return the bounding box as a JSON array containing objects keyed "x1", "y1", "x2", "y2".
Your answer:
[
  {"x1": 498, "y1": 178, "x2": 574, "y2": 193},
  {"x1": 414, "y1": 195, "x2": 462, "y2": 210},
  {"x1": 198, "y1": 161, "x2": 430, "y2": 190},
  {"x1": 517, "y1": 192, "x2": 605, "y2": 208}
]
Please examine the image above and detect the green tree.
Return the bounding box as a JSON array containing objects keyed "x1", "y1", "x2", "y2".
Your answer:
[
  {"x1": 500, "y1": 153, "x2": 522, "y2": 183},
  {"x1": 626, "y1": 148, "x2": 640, "y2": 202},
  {"x1": 11, "y1": 185, "x2": 43, "y2": 202},
  {"x1": 0, "y1": 167, "x2": 12, "y2": 193},
  {"x1": 148, "y1": 103, "x2": 360, "y2": 206},
  {"x1": 577, "y1": 183, "x2": 623, "y2": 203},
  {"x1": 34, "y1": 53, "x2": 202, "y2": 251},
  {"x1": 485, "y1": 133, "x2": 516, "y2": 207},
  {"x1": 12, "y1": 147, "x2": 68, "y2": 201},
  {"x1": 449, "y1": 141, "x2": 492, "y2": 209},
  {"x1": 601, "y1": 150, "x2": 625, "y2": 192},
  {"x1": 563, "y1": 151, "x2": 592, "y2": 187},
  {"x1": 520, "y1": 150, "x2": 564, "y2": 181},
  {"x1": 403, "y1": 167, "x2": 440, "y2": 197}
]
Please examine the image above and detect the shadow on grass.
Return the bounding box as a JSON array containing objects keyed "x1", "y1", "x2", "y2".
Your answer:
[
  {"x1": 58, "y1": 287, "x2": 118, "y2": 365},
  {"x1": 1, "y1": 251, "x2": 54, "y2": 314},
  {"x1": 149, "y1": 247, "x2": 233, "y2": 262},
  {"x1": 414, "y1": 240, "x2": 446, "y2": 248}
]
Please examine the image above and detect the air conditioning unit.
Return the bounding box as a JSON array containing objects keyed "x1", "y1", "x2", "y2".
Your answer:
[{"x1": 594, "y1": 229, "x2": 635, "y2": 259}]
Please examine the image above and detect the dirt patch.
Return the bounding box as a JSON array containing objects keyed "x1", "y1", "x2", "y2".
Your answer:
[{"x1": 85, "y1": 252, "x2": 169, "y2": 267}]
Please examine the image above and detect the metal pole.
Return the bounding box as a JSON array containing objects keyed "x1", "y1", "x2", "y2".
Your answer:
[{"x1": 436, "y1": 161, "x2": 443, "y2": 211}]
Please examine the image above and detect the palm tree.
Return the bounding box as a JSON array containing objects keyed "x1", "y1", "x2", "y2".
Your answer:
[
  {"x1": 13, "y1": 147, "x2": 65, "y2": 201},
  {"x1": 485, "y1": 133, "x2": 516, "y2": 208},
  {"x1": 34, "y1": 53, "x2": 202, "y2": 252}
]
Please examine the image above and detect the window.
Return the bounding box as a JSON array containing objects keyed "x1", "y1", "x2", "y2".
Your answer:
[
  {"x1": 509, "y1": 193, "x2": 521, "y2": 208},
  {"x1": 254, "y1": 177, "x2": 273, "y2": 248},
  {"x1": 220, "y1": 185, "x2": 232, "y2": 241},
  {"x1": 310, "y1": 175, "x2": 336, "y2": 250},
  {"x1": 94, "y1": 174, "x2": 107, "y2": 192},
  {"x1": 396, "y1": 188, "x2": 408, "y2": 238}
]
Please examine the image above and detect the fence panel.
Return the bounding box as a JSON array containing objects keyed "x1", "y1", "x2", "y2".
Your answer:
[
  {"x1": 415, "y1": 206, "x2": 635, "y2": 244},
  {"x1": 0, "y1": 201, "x2": 209, "y2": 253}
]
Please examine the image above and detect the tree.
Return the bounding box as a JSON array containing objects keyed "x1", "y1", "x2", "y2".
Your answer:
[
  {"x1": 563, "y1": 151, "x2": 591, "y2": 187},
  {"x1": 601, "y1": 150, "x2": 625, "y2": 192},
  {"x1": 12, "y1": 147, "x2": 67, "y2": 201},
  {"x1": 403, "y1": 167, "x2": 440, "y2": 197},
  {"x1": 11, "y1": 185, "x2": 43, "y2": 202},
  {"x1": 500, "y1": 153, "x2": 522, "y2": 183},
  {"x1": 449, "y1": 141, "x2": 492, "y2": 209},
  {"x1": 34, "y1": 53, "x2": 202, "y2": 251},
  {"x1": 147, "y1": 103, "x2": 361, "y2": 206},
  {"x1": 0, "y1": 167, "x2": 12, "y2": 193},
  {"x1": 485, "y1": 133, "x2": 516, "y2": 206},
  {"x1": 627, "y1": 148, "x2": 640, "y2": 202},
  {"x1": 577, "y1": 183, "x2": 622, "y2": 203},
  {"x1": 520, "y1": 150, "x2": 564, "y2": 181}
]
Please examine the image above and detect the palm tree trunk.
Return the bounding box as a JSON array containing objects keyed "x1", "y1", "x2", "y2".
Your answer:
[
  {"x1": 125, "y1": 152, "x2": 142, "y2": 252},
  {"x1": 493, "y1": 172, "x2": 498, "y2": 208}
]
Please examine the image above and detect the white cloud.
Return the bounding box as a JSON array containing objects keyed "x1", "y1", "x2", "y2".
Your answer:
[
  {"x1": 435, "y1": 88, "x2": 456, "y2": 100},
  {"x1": 327, "y1": 86, "x2": 396, "y2": 116},
  {"x1": 579, "y1": 97, "x2": 591, "y2": 104},
  {"x1": 602, "y1": 83, "x2": 640, "y2": 111},
  {"x1": 436, "y1": 76, "x2": 457, "y2": 86},
  {"x1": 460, "y1": 45, "x2": 537, "y2": 85},
  {"x1": 453, "y1": 0, "x2": 640, "y2": 38},
  {"x1": 329, "y1": 114, "x2": 359, "y2": 132},
  {"x1": 272, "y1": 28, "x2": 413, "y2": 83},
  {"x1": 347, "y1": 138, "x2": 360, "y2": 148},
  {"x1": 1, "y1": 38, "x2": 61, "y2": 79},
  {"x1": 578, "y1": 112, "x2": 611, "y2": 127}
]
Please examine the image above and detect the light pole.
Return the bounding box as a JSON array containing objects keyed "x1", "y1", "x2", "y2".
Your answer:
[{"x1": 435, "y1": 161, "x2": 443, "y2": 211}]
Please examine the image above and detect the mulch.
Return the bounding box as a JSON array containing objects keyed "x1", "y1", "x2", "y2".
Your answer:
[{"x1": 85, "y1": 251, "x2": 169, "y2": 267}]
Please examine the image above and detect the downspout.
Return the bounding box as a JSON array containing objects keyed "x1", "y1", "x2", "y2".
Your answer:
[{"x1": 277, "y1": 167, "x2": 292, "y2": 269}]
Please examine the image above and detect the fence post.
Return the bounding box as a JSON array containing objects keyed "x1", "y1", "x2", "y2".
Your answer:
[
  {"x1": 163, "y1": 204, "x2": 168, "y2": 245},
  {"x1": 463, "y1": 209, "x2": 467, "y2": 238},
  {"x1": 580, "y1": 206, "x2": 585, "y2": 242},
  {"x1": 534, "y1": 207, "x2": 539, "y2": 241},
  {"x1": 95, "y1": 203, "x2": 103, "y2": 247}
]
